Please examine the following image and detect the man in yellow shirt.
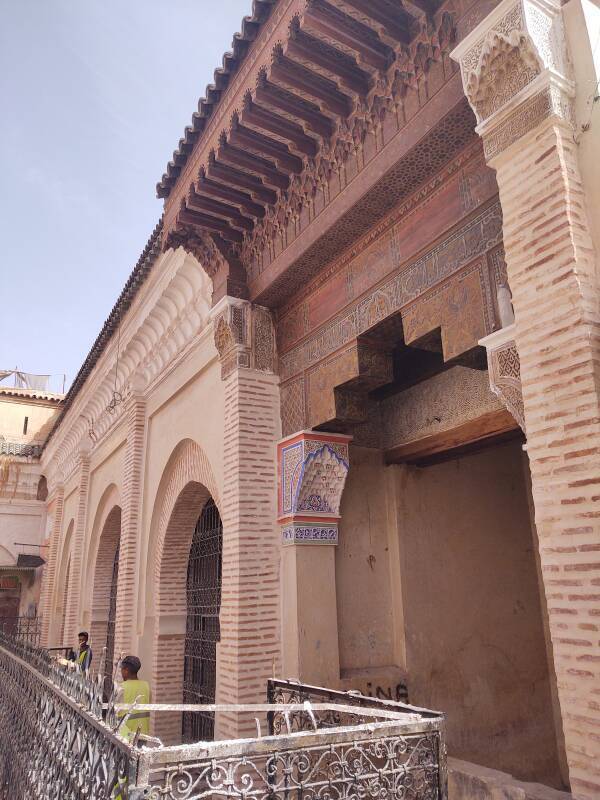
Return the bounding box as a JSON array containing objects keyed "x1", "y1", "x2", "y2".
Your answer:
[{"x1": 117, "y1": 655, "x2": 151, "y2": 741}]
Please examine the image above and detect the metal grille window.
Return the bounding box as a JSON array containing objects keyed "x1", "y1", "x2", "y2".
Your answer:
[
  {"x1": 104, "y1": 545, "x2": 119, "y2": 698},
  {"x1": 183, "y1": 498, "x2": 223, "y2": 743}
]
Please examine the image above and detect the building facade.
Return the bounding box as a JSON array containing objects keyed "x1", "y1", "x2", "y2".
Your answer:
[
  {"x1": 37, "y1": 1, "x2": 600, "y2": 797},
  {"x1": 0, "y1": 386, "x2": 61, "y2": 620}
]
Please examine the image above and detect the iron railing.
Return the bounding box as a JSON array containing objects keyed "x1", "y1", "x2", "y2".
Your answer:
[
  {"x1": 0, "y1": 630, "x2": 137, "y2": 799},
  {"x1": 0, "y1": 616, "x2": 41, "y2": 646},
  {"x1": 0, "y1": 632, "x2": 447, "y2": 800}
]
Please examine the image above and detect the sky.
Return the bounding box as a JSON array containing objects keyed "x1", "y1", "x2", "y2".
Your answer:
[{"x1": 0, "y1": 0, "x2": 251, "y2": 392}]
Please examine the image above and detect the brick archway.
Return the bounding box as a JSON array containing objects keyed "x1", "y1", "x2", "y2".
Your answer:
[
  {"x1": 150, "y1": 439, "x2": 220, "y2": 744},
  {"x1": 89, "y1": 505, "x2": 121, "y2": 675}
]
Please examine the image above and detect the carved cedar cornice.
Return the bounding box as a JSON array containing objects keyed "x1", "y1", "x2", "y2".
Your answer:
[
  {"x1": 451, "y1": 0, "x2": 575, "y2": 161},
  {"x1": 479, "y1": 324, "x2": 525, "y2": 433},
  {"x1": 240, "y1": 11, "x2": 456, "y2": 277},
  {"x1": 162, "y1": 2, "x2": 457, "y2": 298}
]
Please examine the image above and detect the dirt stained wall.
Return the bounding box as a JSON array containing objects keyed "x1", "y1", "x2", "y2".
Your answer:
[{"x1": 396, "y1": 441, "x2": 562, "y2": 787}]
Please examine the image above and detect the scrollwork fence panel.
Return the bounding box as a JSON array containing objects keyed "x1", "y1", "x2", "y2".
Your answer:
[
  {"x1": 0, "y1": 632, "x2": 446, "y2": 800},
  {"x1": 0, "y1": 631, "x2": 138, "y2": 799}
]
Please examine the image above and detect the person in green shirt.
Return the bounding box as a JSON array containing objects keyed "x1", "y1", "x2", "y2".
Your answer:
[{"x1": 117, "y1": 655, "x2": 151, "y2": 741}]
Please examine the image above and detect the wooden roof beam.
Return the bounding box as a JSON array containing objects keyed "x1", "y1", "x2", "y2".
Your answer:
[
  {"x1": 228, "y1": 118, "x2": 303, "y2": 174},
  {"x1": 206, "y1": 158, "x2": 278, "y2": 204},
  {"x1": 187, "y1": 190, "x2": 255, "y2": 231},
  {"x1": 254, "y1": 75, "x2": 334, "y2": 139},
  {"x1": 269, "y1": 50, "x2": 352, "y2": 118},
  {"x1": 402, "y1": 0, "x2": 436, "y2": 19},
  {"x1": 217, "y1": 141, "x2": 291, "y2": 191},
  {"x1": 286, "y1": 20, "x2": 370, "y2": 97},
  {"x1": 178, "y1": 207, "x2": 243, "y2": 243},
  {"x1": 302, "y1": 1, "x2": 393, "y2": 74},
  {"x1": 241, "y1": 94, "x2": 318, "y2": 158},
  {"x1": 196, "y1": 171, "x2": 267, "y2": 219},
  {"x1": 331, "y1": 0, "x2": 414, "y2": 44}
]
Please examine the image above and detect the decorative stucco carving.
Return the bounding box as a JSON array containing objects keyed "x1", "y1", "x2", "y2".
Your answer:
[
  {"x1": 211, "y1": 298, "x2": 276, "y2": 380},
  {"x1": 43, "y1": 248, "x2": 212, "y2": 487},
  {"x1": 278, "y1": 431, "x2": 351, "y2": 546},
  {"x1": 464, "y1": 30, "x2": 543, "y2": 124},
  {"x1": 479, "y1": 325, "x2": 525, "y2": 433},
  {"x1": 165, "y1": 225, "x2": 226, "y2": 280},
  {"x1": 451, "y1": 0, "x2": 575, "y2": 159}
]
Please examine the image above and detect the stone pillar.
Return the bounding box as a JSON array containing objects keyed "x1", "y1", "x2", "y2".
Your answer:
[
  {"x1": 114, "y1": 382, "x2": 147, "y2": 658},
  {"x1": 63, "y1": 446, "x2": 91, "y2": 648},
  {"x1": 452, "y1": 4, "x2": 600, "y2": 795},
  {"x1": 39, "y1": 480, "x2": 64, "y2": 647},
  {"x1": 211, "y1": 297, "x2": 281, "y2": 737},
  {"x1": 278, "y1": 431, "x2": 351, "y2": 687}
]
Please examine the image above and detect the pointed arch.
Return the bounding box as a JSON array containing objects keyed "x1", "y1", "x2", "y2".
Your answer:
[{"x1": 146, "y1": 438, "x2": 221, "y2": 744}]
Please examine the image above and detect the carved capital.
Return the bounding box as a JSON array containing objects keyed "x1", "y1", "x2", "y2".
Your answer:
[
  {"x1": 165, "y1": 226, "x2": 249, "y2": 303},
  {"x1": 211, "y1": 298, "x2": 276, "y2": 380},
  {"x1": 278, "y1": 431, "x2": 352, "y2": 546},
  {"x1": 165, "y1": 225, "x2": 223, "y2": 277},
  {"x1": 480, "y1": 324, "x2": 525, "y2": 433},
  {"x1": 451, "y1": 0, "x2": 574, "y2": 160}
]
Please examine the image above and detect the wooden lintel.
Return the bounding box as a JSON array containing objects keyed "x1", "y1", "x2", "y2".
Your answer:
[{"x1": 384, "y1": 409, "x2": 520, "y2": 466}]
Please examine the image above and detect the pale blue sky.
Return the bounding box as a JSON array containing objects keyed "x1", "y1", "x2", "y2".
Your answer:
[{"x1": 0, "y1": 0, "x2": 249, "y2": 391}]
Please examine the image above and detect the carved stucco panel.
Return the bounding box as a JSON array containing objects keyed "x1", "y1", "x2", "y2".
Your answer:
[{"x1": 480, "y1": 326, "x2": 525, "y2": 433}]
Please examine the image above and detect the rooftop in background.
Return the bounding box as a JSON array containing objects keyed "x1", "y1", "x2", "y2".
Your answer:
[{"x1": 0, "y1": 386, "x2": 64, "y2": 405}]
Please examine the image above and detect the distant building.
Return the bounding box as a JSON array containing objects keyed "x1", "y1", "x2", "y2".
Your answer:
[{"x1": 0, "y1": 385, "x2": 62, "y2": 619}]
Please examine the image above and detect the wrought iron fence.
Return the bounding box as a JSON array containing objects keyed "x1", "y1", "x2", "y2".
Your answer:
[
  {"x1": 138, "y1": 697, "x2": 446, "y2": 800},
  {"x1": 0, "y1": 631, "x2": 447, "y2": 800},
  {"x1": 0, "y1": 630, "x2": 138, "y2": 799},
  {"x1": 0, "y1": 615, "x2": 41, "y2": 646}
]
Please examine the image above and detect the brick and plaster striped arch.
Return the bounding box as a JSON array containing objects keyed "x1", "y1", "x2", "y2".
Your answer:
[
  {"x1": 85, "y1": 485, "x2": 122, "y2": 669},
  {"x1": 149, "y1": 438, "x2": 221, "y2": 744}
]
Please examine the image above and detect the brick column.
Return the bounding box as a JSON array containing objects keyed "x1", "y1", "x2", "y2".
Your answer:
[
  {"x1": 63, "y1": 446, "x2": 91, "y2": 648},
  {"x1": 39, "y1": 481, "x2": 64, "y2": 647},
  {"x1": 211, "y1": 298, "x2": 281, "y2": 738},
  {"x1": 453, "y1": 3, "x2": 600, "y2": 795},
  {"x1": 278, "y1": 431, "x2": 351, "y2": 687},
  {"x1": 114, "y1": 383, "x2": 147, "y2": 658}
]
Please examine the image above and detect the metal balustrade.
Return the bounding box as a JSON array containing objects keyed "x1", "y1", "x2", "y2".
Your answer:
[
  {"x1": 0, "y1": 632, "x2": 447, "y2": 800},
  {"x1": 0, "y1": 616, "x2": 41, "y2": 646}
]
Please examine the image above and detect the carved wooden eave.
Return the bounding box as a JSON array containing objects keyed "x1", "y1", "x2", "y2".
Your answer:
[
  {"x1": 479, "y1": 324, "x2": 525, "y2": 433},
  {"x1": 160, "y1": 0, "x2": 456, "y2": 304}
]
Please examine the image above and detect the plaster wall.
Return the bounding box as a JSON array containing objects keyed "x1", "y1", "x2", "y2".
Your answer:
[
  {"x1": 396, "y1": 441, "x2": 563, "y2": 788},
  {"x1": 0, "y1": 394, "x2": 60, "y2": 444},
  {"x1": 336, "y1": 447, "x2": 399, "y2": 674},
  {"x1": 0, "y1": 495, "x2": 45, "y2": 559},
  {"x1": 138, "y1": 342, "x2": 225, "y2": 654}
]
